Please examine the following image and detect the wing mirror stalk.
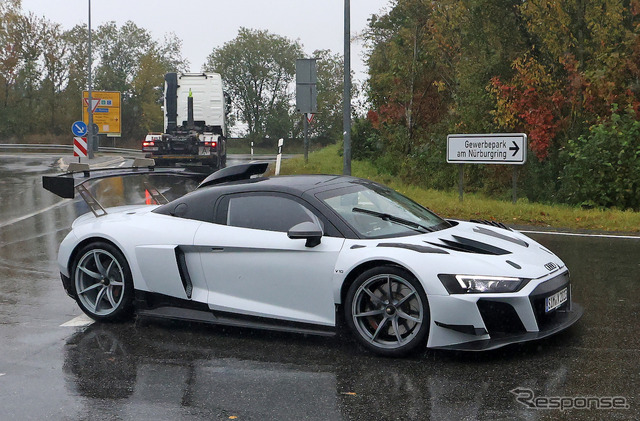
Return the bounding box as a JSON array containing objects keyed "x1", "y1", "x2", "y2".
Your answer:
[{"x1": 288, "y1": 221, "x2": 323, "y2": 248}]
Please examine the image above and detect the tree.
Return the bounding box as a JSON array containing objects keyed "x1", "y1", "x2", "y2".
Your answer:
[
  {"x1": 92, "y1": 21, "x2": 189, "y2": 140},
  {"x1": 204, "y1": 27, "x2": 303, "y2": 139},
  {"x1": 94, "y1": 21, "x2": 153, "y2": 95},
  {"x1": 60, "y1": 24, "x2": 89, "y2": 127},
  {"x1": 0, "y1": 4, "x2": 189, "y2": 142},
  {"x1": 41, "y1": 20, "x2": 69, "y2": 134},
  {"x1": 561, "y1": 105, "x2": 640, "y2": 210},
  {"x1": 0, "y1": 1, "x2": 22, "y2": 135},
  {"x1": 365, "y1": 0, "x2": 440, "y2": 148},
  {"x1": 130, "y1": 50, "x2": 166, "y2": 139},
  {"x1": 307, "y1": 49, "x2": 344, "y2": 144}
]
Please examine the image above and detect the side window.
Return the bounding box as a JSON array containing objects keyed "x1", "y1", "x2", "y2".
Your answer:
[{"x1": 226, "y1": 195, "x2": 320, "y2": 233}]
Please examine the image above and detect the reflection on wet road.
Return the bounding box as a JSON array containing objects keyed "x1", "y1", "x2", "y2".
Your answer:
[{"x1": 0, "y1": 154, "x2": 638, "y2": 420}]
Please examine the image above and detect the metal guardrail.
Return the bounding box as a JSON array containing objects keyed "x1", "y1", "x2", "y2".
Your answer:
[{"x1": 0, "y1": 144, "x2": 142, "y2": 154}]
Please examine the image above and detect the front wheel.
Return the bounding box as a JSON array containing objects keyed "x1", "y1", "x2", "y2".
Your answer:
[
  {"x1": 72, "y1": 242, "x2": 134, "y2": 322},
  {"x1": 345, "y1": 266, "x2": 430, "y2": 356}
]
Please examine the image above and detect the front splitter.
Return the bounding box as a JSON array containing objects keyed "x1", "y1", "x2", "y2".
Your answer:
[{"x1": 431, "y1": 303, "x2": 584, "y2": 352}]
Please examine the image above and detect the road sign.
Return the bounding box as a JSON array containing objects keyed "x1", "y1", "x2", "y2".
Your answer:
[
  {"x1": 82, "y1": 91, "x2": 121, "y2": 137},
  {"x1": 306, "y1": 113, "x2": 314, "y2": 123},
  {"x1": 296, "y1": 59, "x2": 317, "y2": 114},
  {"x1": 447, "y1": 133, "x2": 527, "y2": 165},
  {"x1": 83, "y1": 98, "x2": 101, "y2": 113},
  {"x1": 73, "y1": 137, "x2": 88, "y2": 157},
  {"x1": 71, "y1": 121, "x2": 87, "y2": 137}
]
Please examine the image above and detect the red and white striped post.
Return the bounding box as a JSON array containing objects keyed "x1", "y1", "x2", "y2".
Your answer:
[{"x1": 74, "y1": 137, "x2": 88, "y2": 160}]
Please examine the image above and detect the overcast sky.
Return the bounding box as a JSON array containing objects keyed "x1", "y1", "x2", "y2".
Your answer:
[{"x1": 20, "y1": 0, "x2": 392, "y2": 83}]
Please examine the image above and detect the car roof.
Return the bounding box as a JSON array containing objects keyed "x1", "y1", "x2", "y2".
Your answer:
[
  {"x1": 153, "y1": 171, "x2": 380, "y2": 230},
  {"x1": 197, "y1": 173, "x2": 376, "y2": 196}
]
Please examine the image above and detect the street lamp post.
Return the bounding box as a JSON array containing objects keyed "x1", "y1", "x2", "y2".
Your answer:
[
  {"x1": 343, "y1": 0, "x2": 351, "y2": 176},
  {"x1": 87, "y1": 0, "x2": 94, "y2": 159}
]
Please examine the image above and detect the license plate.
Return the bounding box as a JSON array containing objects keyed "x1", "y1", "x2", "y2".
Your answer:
[
  {"x1": 545, "y1": 288, "x2": 568, "y2": 313},
  {"x1": 143, "y1": 147, "x2": 158, "y2": 152},
  {"x1": 198, "y1": 146, "x2": 210, "y2": 156}
]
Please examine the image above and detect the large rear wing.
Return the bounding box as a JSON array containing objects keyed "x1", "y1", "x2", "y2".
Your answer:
[{"x1": 42, "y1": 159, "x2": 208, "y2": 217}]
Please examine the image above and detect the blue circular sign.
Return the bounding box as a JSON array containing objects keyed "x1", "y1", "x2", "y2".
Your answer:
[{"x1": 71, "y1": 121, "x2": 88, "y2": 137}]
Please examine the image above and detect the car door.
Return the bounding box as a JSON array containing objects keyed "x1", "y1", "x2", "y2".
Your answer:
[{"x1": 193, "y1": 192, "x2": 345, "y2": 326}]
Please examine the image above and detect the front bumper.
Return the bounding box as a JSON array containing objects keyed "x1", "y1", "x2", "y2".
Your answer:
[
  {"x1": 432, "y1": 303, "x2": 583, "y2": 351},
  {"x1": 428, "y1": 271, "x2": 583, "y2": 351}
]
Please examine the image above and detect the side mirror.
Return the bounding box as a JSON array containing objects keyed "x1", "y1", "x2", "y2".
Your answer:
[{"x1": 288, "y1": 221, "x2": 323, "y2": 248}]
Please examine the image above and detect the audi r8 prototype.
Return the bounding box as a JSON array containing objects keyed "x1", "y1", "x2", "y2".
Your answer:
[{"x1": 43, "y1": 162, "x2": 583, "y2": 356}]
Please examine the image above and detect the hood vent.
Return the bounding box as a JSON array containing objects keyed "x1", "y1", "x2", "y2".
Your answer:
[
  {"x1": 377, "y1": 243, "x2": 449, "y2": 254},
  {"x1": 469, "y1": 219, "x2": 512, "y2": 231},
  {"x1": 426, "y1": 235, "x2": 511, "y2": 256},
  {"x1": 473, "y1": 226, "x2": 529, "y2": 248}
]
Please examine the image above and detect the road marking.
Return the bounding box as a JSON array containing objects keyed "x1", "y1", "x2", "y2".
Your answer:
[
  {"x1": 0, "y1": 373, "x2": 5, "y2": 377},
  {"x1": 520, "y1": 230, "x2": 640, "y2": 240},
  {"x1": 0, "y1": 200, "x2": 71, "y2": 229},
  {"x1": 60, "y1": 314, "x2": 94, "y2": 327}
]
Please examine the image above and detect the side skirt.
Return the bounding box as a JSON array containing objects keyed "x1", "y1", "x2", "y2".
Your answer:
[{"x1": 134, "y1": 291, "x2": 336, "y2": 337}]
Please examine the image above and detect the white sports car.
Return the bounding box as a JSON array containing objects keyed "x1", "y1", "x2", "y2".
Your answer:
[{"x1": 44, "y1": 162, "x2": 582, "y2": 356}]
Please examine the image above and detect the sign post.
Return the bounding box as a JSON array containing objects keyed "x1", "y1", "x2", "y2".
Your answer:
[
  {"x1": 447, "y1": 133, "x2": 527, "y2": 203},
  {"x1": 275, "y1": 138, "x2": 284, "y2": 175},
  {"x1": 82, "y1": 91, "x2": 122, "y2": 138},
  {"x1": 296, "y1": 59, "x2": 317, "y2": 164},
  {"x1": 71, "y1": 121, "x2": 88, "y2": 163}
]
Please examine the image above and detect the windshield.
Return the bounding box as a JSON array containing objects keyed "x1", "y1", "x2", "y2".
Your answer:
[{"x1": 318, "y1": 184, "x2": 451, "y2": 238}]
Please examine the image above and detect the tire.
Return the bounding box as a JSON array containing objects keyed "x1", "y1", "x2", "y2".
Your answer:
[
  {"x1": 71, "y1": 241, "x2": 134, "y2": 322},
  {"x1": 344, "y1": 266, "x2": 430, "y2": 356}
]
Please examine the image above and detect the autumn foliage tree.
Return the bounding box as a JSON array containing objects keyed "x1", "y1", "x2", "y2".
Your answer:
[
  {"x1": 362, "y1": 0, "x2": 640, "y2": 206},
  {"x1": 0, "y1": 2, "x2": 188, "y2": 142}
]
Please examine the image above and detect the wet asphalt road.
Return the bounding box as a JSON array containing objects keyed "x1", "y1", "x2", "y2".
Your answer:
[{"x1": 0, "y1": 154, "x2": 638, "y2": 420}]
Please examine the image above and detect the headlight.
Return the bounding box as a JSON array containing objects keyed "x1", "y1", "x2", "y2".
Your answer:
[{"x1": 438, "y1": 274, "x2": 529, "y2": 294}]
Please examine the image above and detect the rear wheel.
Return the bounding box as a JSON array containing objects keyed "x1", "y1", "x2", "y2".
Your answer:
[
  {"x1": 345, "y1": 266, "x2": 430, "y2": 356},
  {"x1": 72, "y1": 242, "x2": 134, "y2": 322}
]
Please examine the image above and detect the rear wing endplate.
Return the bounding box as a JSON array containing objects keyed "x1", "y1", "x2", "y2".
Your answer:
[{"x1": 197, "y1": 162, "x2": 269, "y2": 189}]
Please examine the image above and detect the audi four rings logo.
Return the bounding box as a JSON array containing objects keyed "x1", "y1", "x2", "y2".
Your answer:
[{"x1": 545, "y1": 262, "x2": 557, "y2": 271}]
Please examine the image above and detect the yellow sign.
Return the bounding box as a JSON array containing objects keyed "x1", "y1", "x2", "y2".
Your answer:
[{"x1": 82, "y1": 91, "x2": 121, "y2": 137}]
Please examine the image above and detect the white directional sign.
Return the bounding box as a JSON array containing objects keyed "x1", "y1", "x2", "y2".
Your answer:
[{"x1": 447, "y1": 133, "x2": 527, "y2": 165}]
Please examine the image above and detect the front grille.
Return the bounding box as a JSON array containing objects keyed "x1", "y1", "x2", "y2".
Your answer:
[
  {"x1": 529, "y1": 271, "x2": 571, "y2": 330},
  {"x1": 477, "y1": 300, "x2": 526, "y2": 337},
  {"x1": 544, "y1": 262, "x2": 558, "y2": 271}
]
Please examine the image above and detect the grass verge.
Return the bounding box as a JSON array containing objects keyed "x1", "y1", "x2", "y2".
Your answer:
[{"x1": 279, "y1": 144, "x2": 640, "y2": 233}]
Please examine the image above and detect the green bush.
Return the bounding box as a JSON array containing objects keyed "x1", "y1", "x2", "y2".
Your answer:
[
  {"x1": 560, "y1": 106, "x2": 640, "y2": 210},
  {"x1": 350, "y1": 117, "x2": 381, "y2": 160}
]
